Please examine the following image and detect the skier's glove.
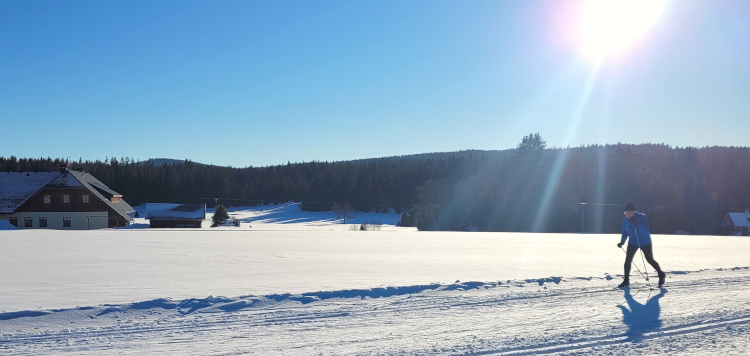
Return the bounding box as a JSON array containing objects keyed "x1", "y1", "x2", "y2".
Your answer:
[{"x1": 617, "y1": 242, "x2": 623, "y2": 248}]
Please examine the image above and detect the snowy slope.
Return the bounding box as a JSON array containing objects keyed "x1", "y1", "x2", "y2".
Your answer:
[
  {"x1": 130, "y1": 202, "x2": 405, "y2": 230},
  {"x1": 1, "y1": 204, "x2": 749, "y2": 355}
]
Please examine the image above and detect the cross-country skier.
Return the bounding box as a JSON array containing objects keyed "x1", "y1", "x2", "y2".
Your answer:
[{"x1": 617, "y1": 202, "x2": 666, "y2": 288}]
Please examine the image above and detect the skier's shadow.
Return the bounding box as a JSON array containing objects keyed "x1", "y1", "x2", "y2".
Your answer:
[{"x1": 618, "y1": 288, "x2": 667, "y2": 342}]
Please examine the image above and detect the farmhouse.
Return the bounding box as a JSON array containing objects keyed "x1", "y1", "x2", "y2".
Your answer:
[
  {"x1": 0, "y1": 165, "x2": 134, "y2": 229},
  {"x1": 145, "y1": 203, "x2": 206, "y2": 228},
  {"x1": 721, "y1": 209, "x2": 750, "y2": 236}
]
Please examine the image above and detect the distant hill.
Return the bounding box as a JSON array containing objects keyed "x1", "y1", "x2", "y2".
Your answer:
[
  {"x1": 347, "y1": 149, "x2": 515, "y2": 164},
  {"x1": 142, "y1": 151, "x2": 515, "y2": 168},
  {"x1": 141, "y1": 158, "x2": 205, "y2": 166}
]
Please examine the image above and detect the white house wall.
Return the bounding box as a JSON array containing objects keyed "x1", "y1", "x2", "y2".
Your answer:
[{"x1": 1, "y1": 212, "x2": 109, "y2": 230}]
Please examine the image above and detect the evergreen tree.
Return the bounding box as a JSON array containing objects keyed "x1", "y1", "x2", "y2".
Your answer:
[
  {"x1": 516, "y1": 132, "x2": 547, "y2": 152},
  {"x1": 212, "y1": 204, "x2": 230, "y2": 227}
]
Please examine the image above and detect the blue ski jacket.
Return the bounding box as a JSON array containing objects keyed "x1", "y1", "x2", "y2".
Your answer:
[{"x1": 620, "y1": 212, "x2": 653, "y2": 247}]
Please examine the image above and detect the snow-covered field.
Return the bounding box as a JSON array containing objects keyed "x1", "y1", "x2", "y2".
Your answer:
[{"x1": 1, "y1": 203, "x2": 749, "y2": 355}]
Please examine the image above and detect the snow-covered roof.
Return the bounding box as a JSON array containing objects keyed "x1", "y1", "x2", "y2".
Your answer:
[
  {"x1": 0, "y1": 170, "x2": 134, "y2": 222},
  {"x1": 724, "y1": 212, "x2": 750, "y2": 228},
  {"x1": 0, "y1": 172, "x2": 60, "y2": 213},
  {"x1": 146, "y1": 203, "x2": 205, "y2": 220},
  {"x1": 46, "y1": 173, "x2": 85, "y2": 188}
]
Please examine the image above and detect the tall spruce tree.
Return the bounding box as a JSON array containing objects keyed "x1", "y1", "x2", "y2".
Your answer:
[{"x1": 212, "y1": 204, "x2": 230, "y2": 227}]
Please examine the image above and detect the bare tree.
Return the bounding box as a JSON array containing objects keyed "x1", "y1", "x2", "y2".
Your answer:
[{"x1": 332, "y1": 202, "x2": 356, "y2": 224}]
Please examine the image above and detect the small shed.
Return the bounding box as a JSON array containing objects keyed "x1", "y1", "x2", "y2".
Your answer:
[
  {"x1": 146, "y1": 203, "x2": 206, "y2": 228},
  {"x1": 721, "y1": 209, "x2": 750, "y2": 236}
]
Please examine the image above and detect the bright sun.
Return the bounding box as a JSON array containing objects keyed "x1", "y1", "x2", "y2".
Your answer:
[{"x1": 578, "y1": 0, "x2": 666, "y2": 59}]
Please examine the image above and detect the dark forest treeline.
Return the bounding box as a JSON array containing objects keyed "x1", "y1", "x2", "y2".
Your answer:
[
  {"x1": 403, "y1": 144, "x2": 750, "y2": 235},
  {"x1": 0, "y1": 154, "x2": 484, "y2": 212},
  {"x1": 2, "y1": 143, "x2": 749, "y2": 234}
]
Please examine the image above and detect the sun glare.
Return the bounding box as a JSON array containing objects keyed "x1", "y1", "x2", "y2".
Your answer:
[{"x1": 579, "y1": 0, "x2": 665, "y2": 59}]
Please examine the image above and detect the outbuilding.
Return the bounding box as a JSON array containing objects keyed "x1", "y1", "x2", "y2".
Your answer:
[
  {"x1": 146, "y1": 203, "x2": 206, "y2": 228},
  {"x1": 721, "y1": 209, "x2": 750, "y2": 236}
]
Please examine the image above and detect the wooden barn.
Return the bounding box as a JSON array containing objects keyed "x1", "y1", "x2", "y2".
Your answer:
[{"x1": 145, "y1": 203, "x2": 206, "y2": 228}]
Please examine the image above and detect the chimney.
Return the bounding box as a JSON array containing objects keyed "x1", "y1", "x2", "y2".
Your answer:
[{"x1": 60, "y1": 164, "x2": 70, "y2": 173}]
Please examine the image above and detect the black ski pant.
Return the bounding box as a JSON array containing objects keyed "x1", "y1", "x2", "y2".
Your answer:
[{"x1": 623, "y1": 244, "x2": 663, "y2": 282}]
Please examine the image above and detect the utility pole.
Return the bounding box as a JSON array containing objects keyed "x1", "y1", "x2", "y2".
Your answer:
[{"x1": 580, "y1": 203, "x2": 586, "y2": 233}]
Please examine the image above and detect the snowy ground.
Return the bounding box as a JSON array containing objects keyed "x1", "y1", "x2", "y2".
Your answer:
[{"x1": 1, "y1": 203, "x2": 749, "y2": 355}]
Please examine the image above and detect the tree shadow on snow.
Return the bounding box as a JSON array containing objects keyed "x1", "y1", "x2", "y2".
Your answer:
[{"x1": 618, "y1": 288, "x2": 667, "y2": 342}]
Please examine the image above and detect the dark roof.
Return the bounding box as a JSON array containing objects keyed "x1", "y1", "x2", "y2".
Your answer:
[{"x1": 0, "y1": 170, "x2": 134, "y2": 222}]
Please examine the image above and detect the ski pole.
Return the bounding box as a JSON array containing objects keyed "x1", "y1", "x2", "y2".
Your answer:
[{"x1": 631, "y1": 221, "x2": 652, "y2": 287}]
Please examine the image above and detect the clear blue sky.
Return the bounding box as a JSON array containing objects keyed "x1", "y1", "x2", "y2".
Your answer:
[{"x1": 2, "y1": 0, "x2": 749, "y2": 167}]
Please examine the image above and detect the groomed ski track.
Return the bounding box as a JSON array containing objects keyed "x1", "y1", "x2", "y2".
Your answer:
[{"x1": 2, "y1": 268, "x2": 748, "y2": 355}]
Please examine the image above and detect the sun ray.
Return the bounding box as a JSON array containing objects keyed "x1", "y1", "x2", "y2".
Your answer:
[{"x1": 532, "y1": 60, "x2": 604, "y2": 232}]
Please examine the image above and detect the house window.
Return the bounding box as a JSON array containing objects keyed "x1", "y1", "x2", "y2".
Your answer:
[
  {"x1": 24, "y1": 217, "x2": 33, "y2": 228},
  {"x1": 63, "y1": 195, "x2": 70, "y2": 204},
  {"x1": 82, "y1": 194, "x2": 90, "y2": 204},
  {"x1": 39, "y1": 217, "x2": 48, "y2": 228},
  {"x1": 9, "y1": 217, "x2": 18, "y2": 227},
  {"x1": 44, "y1": 195, "x2": 51, "y2": 204},
  {"x1": 63, "y1": 217, "x2": 72, "y2": 227}
]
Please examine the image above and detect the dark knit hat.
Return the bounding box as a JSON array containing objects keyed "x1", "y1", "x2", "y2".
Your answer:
[{"x1": 624, "y1": 202, "x2": 636, "y2": 211}]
